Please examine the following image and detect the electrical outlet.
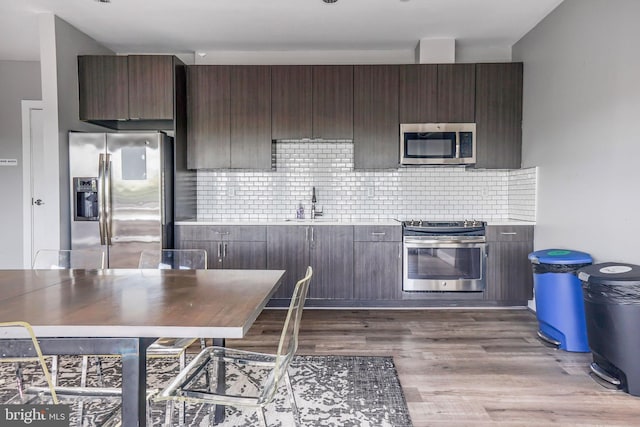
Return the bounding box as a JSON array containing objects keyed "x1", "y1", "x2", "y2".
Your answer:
[{"x1": 367, "y1": 186, "x2": 375, "y2": 198}]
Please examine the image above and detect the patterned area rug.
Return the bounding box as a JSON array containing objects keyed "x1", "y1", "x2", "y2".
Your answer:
[{"x1": 0, "y1": 355, "x2": 413, "y2": 427}]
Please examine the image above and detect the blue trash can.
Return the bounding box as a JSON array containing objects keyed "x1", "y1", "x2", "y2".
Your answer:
[{"x1": 528, "y1": 249, "x2": 593, "y2": 352}]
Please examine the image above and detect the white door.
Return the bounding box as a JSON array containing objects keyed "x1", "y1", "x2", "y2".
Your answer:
[{"x1": 22, "y1": 101, "x2": 57, "y2": 267}]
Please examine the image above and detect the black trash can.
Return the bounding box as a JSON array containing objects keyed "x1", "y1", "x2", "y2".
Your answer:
[
  {"x1": 528, "y1": 249, "x2": 592, "y2": 352},
  {"x1": 578, "y1": 262, "x2": 640, "y2": 396}
]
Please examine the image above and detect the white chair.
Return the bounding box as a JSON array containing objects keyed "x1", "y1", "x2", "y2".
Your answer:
[
  {"x1": 155, "y1": 266, "x2": 313, "y2": 427},
  {"x1": 139, "y1": 249, "x2": 208, "y2": 368},
  {"x1": 140, "y1": 248, "x2": 210, "y2": 349},
  {"x1": 138, "y1": 248, "x2": 207, "y2": 271},
  {"x1": 80, "y1": 249, "x2": 207, "y2": 389},
  {"x1": 0, "y1": 321, "x2": 59, "y2": 404},
  {"x1": 32, "y1": 249, "x2": 105, "y2": 270},
  {"x1": 31, "y1": 249, "x2": 105, "y2": 387},
  {"x1": 140, "y1": 249, "x2": 208, "y2": 426}
]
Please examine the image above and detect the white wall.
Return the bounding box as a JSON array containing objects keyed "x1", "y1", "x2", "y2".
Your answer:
[
  {"x1": 38, "y1": 14, "x2": 112, "y2": 251},
  {"x1": 0, "y1": 61, "x2": 41, "y2": 268},
  {"x1": 194, "y1": 44, "x2": 511, "y2": 65},
  {"x1": 513, "y1": 0, "x2": 640, "y2": 264}
]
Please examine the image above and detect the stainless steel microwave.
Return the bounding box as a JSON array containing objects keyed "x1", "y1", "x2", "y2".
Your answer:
[{"x1": 400, "y1": 123, "x2": 476, "y2": 165}]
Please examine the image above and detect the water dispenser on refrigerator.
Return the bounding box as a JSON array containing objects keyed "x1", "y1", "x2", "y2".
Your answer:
[{"x1": 73, "y1": 177, "x2": 99, "y2": 221}]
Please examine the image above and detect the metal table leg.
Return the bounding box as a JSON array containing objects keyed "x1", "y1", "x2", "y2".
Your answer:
[
  {"x1": 121, "y1": 338, "x2": 155, "y2": 427},
  {"x1": 213, "y1": 338, "x2": 226, "y2": 424}
]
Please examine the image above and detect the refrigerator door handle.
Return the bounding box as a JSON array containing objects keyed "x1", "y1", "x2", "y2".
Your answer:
[
  {"x1": 98, "y1": 154, "x2": 106, "y2": 245},
  {"x1": 104, "y1": 153, "x2": 112, "y2": 246}
]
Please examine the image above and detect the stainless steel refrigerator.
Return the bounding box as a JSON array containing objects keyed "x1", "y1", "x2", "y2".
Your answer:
[{"x1": 69, "y1": 131, "x2": 174, "y2": 267}]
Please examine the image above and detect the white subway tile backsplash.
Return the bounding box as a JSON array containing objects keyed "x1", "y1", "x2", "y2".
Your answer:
[
  {"x1": 196, "y1": 142, "x2": 537, "y2": 222},
  {"x1": 508, "y1": 167, "x2": 538, "y2": 221}
]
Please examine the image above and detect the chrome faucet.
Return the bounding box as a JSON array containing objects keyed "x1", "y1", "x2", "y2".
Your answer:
[{"x1": 311, "y1": 187, "x2": 323, "y2": 219}]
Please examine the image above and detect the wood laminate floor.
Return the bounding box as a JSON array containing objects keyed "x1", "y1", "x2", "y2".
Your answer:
[{"x1": 227, "y1": 308, "x2": 640, "y2": 426}]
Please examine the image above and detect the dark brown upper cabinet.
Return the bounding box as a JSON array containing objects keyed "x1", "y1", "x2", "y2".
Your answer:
[
  {"x1": 78, "y1": 55, "x2": 179, "y2": 127},
  {"x1": 475, "y1": 63, "x2": 523, "y2": 169},
  {"x1": 187, "y1": 65, "x2": 231, "y2": 169},
  {"x1": 127, "y1": 55, "x2": 174, "y2": 120},
  {"x1": 187, "y1": 65, "x2": 272, "y2": 170},
  {"x1": 436, "y1": 63, "x2": 476, "y2": 123},
  {"x1": 398, "y1": 64, "x2": 438, "y2": 123},
  {"x1": 230, "y1": 66, "x2": 272, "y2": 169},
  {"x1": 271, "y1": 65, "x2": 313, "y2": 139},
  {"x1": 78, "y1": 55, "x2": 129, "y2": 121},
  {"x1": 399, "y1": 63, "x2": 476, "y2": 123},
  {"x1": 271, "y1": 65, "x2": 354, "y2": 140},
  {"x1": 312, "y1": 65, "x2": 353, "y2": 139},
  {"x1": 353, "y1": 65, "x2": 399, "y2": 169}
]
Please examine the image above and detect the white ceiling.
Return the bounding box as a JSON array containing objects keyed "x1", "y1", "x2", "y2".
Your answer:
[{"x1": 0, "y1": 0, "x2": 564, "y2": 61}]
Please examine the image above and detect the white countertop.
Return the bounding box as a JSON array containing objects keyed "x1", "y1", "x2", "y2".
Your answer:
[
  {"x1": 176, "y1": 220, "x2": 401, "y2": 226},
  {"x1": 487, "y1": 220, "x2": 536, "y2": 226},
  {"x1": 176, "y1": 219, "x2": 535, "y2": 226}
]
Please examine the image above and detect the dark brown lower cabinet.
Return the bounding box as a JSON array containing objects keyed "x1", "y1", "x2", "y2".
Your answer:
[
  {"x1": 309, "y1": 226, "x2": 354, "y2": 299},
  {"x1": 176, "y1": 223, "x2": 535, "y2": 306},
  {"x1": 176, "y1": 225, "x2": 266, "y2": 270},
  {"x1": 266, "y1": 225, "x2": 353, "y2": 300},
  {"x1": 178, "y1": 240, "x2": 266, "y2": 270},
  {"x1": 354, "y1": 242, "x2": 402, "y2": 300},
  {"x1": 485, "y1": 225, "x2": 534, "y2": 303},
  {"x1": 266, "y1": 226, "x2": 310, "y2": 299},
  {"x1": 353, "y1": 225, "x2": 402, "y2": 300}
]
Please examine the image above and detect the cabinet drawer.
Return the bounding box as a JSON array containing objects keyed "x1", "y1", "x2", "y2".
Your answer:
[
  {"x1": 176, "y1": 225, "x2": 266, "y2": 242},
  {"x1": 487, "y1": 225, "x2": 534, "y2": 242},
  {"x1": 354, "y1": 225, "x2": 402, "y2": 242},
  {"x1": 210, "y1": 226, "x2": 266, "y2": 241}
]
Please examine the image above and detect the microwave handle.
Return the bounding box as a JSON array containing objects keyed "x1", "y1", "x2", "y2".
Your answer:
[{"x1": 455, "y1": 133, "x2": 461, "y2": 159}]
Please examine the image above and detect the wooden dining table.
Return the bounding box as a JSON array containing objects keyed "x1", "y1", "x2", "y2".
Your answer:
[{"x1": 0, "y1": 268, "x2": 285, "y2": 427}]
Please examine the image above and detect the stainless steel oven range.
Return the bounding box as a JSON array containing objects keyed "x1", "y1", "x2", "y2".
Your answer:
[{"x1": 402, "y1": 220, "x2": 487, "y2": 292}]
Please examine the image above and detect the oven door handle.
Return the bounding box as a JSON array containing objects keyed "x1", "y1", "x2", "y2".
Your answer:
[{"x1": 403, "y1": 238, "x2": 486, "y2": 245}]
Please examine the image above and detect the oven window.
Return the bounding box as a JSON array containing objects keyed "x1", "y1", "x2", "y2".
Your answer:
[
  {"x1": 404, "y1": 132, "x2": 456, "y2": 158},
  {"x1": 406, "y1": 247, "x2": 482, "y2": 280}
]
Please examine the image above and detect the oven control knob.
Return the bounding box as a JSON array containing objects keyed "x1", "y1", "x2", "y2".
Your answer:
[
  {"x1": 442, "y1": 281, "x2": 447, "y2": 287},
  {"x1": 418, "y1": 220, "x2": 423, "y2": 226},
  {"x1": 463, "y1": 219, "x2": 469, "y2": 227}
]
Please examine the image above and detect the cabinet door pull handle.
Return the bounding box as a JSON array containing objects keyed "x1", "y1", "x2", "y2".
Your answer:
[
  {"x1": 217, "y1": 242, "x2": 222, "y2": 258},
  {"x1": 371, "y1": 232, "x2": 386, "y2": 236},
  {"x1": 223, "y1": 243, "x2": 227, "y2": 258},
  {"x1": 311, "y1": 227, "x2": 315, "y2": 242},
  {"x1": 500, "y1": 232, "x2": 518, "y2": 235},
  {"x1": 305, "y1": 227, "x2": 309, "y2": 242},
  {"x1": 216, "y1": 231, "x2": 230, "y2": 236}
]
